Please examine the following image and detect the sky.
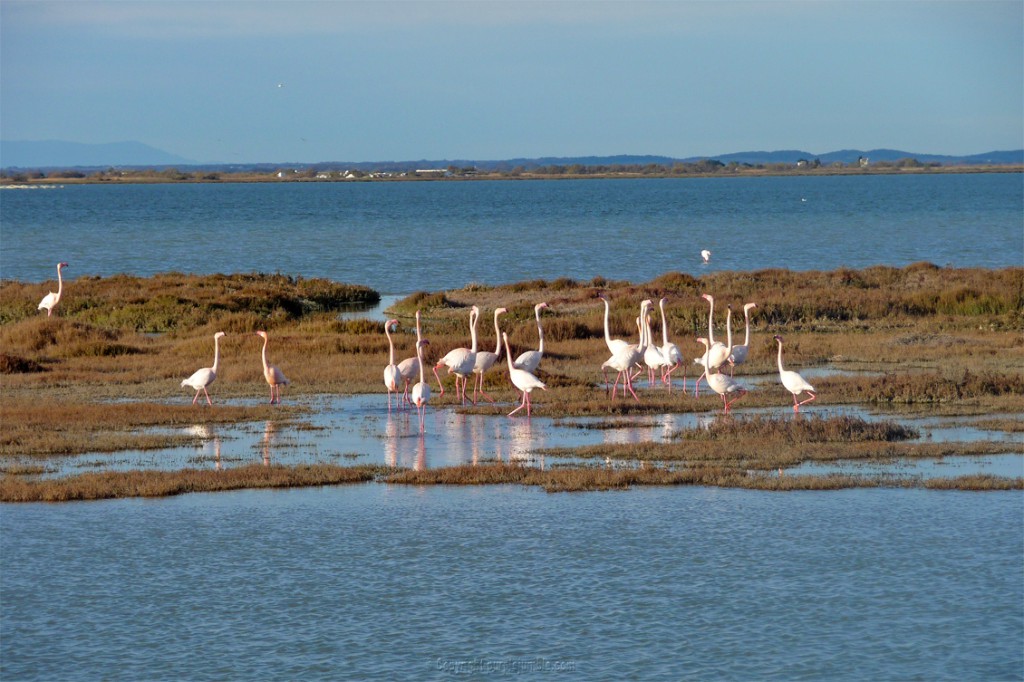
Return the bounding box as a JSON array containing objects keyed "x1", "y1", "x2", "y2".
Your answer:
[{"x1": 1, "y1": 0, "x2": 1021, "y2": 164}]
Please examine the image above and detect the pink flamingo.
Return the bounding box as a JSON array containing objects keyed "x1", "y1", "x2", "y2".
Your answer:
[
  {"x1": 727, "y1": 303, "x2": 758, "y2": 375},
  {"x1": 513, "y1": 302, "x2": 549, "y2": 373},
  {"x1": 602, "y1": 299, "x2": 651, "y2": 401},
  {"x1": 411, "y1": 325, "x2": 431, "y2": 431},
  {"x1": 255, "y1": 331, "x2": 290, "y2": 404},
  {"x1": 774, "y1": 335, "x2": 817, "y2": 412},
  {"x1": 503, "y1": 332, "x2": 546, "y2": 417},
  {"x1": 472, "y1": 307, "x2": 508, "y2": 404},
  {"x1": 397, "y1": 311, "x2": 425, "y2": 406},
  {"x1": 658, "y1": 297, "x2": 685, "y2": 391},
  {"x1": 383, "y1": 319, "x2": 401, "y2": 410},
  {"x1": 694, "y1": 293, "x2": 730, "y2": 396},
  {"x1": 433, "y1": 305, "x2": 479, "y2": 405},
  {"x1": 698, "y1": 338, "x2": 747, "y2": 414},
  {"x1": 37, "y1": 262, "x2": 69, "y2": 317},
  {"x1": 181, "y1": 332, "x2": 226, "y2": 406}
]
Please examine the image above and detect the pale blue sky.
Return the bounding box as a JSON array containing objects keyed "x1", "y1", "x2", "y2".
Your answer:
[{"x1": 1, "y1": 0, "x2": 1021, "y2": 164}]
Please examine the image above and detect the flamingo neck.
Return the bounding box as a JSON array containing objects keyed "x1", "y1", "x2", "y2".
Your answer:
[
  {"x1": 213, "y1": 336, "x2": 222, "y2": 373},
  {"x1": 776, "y1": 340, "x2": 785, "y2": 373},
  {"x1": 725, "y1": 309, "x2": 733, "y2": 354},
  {"x1": 535, "y1": 307, "x2": 544, "y2": 354},
  {"x1": 660, "y1": 301, "x2": 670, "y2": 346},
  {"x1": 416, "y1": 339, "x2": 426, "y2": 382},
  {"x1": 493, "y1": 313, "x2": 503, "y2": 357},
  {"x1": 706, "y1": 297, "x2": 716, "y2": 344},
  {"x1": 503, "y1": 336, "x2": 515, "y2": 372},
  {"x1": 385, "y1": 325, "x2": 395, "y2": 365},
  {"x1": 743, "y1": 308, "x2": 752, "y2": 346},
  {"x1": 602, "y1": 299, "x2": 613, "y2": 347},
  {"x1": 260, "y1": 336, "x2": 269, "y2": 372},
  {"x1": 56, "y1": 266, "x2": 64, "y2": 294},
  {"x1": 469, "y1": 312, "x2": 478, "y2": 353}
]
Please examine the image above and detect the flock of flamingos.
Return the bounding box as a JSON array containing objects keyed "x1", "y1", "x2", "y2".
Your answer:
[{"x1": 35, "y1": 260, "x2": 818, "y2": 430}]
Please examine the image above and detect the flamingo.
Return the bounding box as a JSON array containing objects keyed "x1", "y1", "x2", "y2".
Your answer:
[
  {"x1": 181, "y1": 331, "x2": 226, "y2": 406},
  {"x1": 602, "y1": 299, "x2": 651, "y2": 401},
  {"x1": 397, "y1": 311, "x2": 425, "y2": 405},
  {"x1": 503, "y1": 332, "x2": 546, "y2": 417},
  {"x1": 433, "y1": 305, "x2": 479, "y2": 405},
  {"x1": 643, "y1": 314, "x2": 669, "y2": 388},
  {"x1": 513, "y1": 302, "x2": 549, "y2": 374},
  {"x1": 701, "y1": 249, "x2": 711, "y2": 264},
  {"x1": 411, "y1": 330, "x2": 431, "y2": 431},
  {"x1": 383, "y1": 319, "x2": 401, "y2": 410},
  {"x1": 472, "y1": 307, "x2": 508, "y2": 404},
  {"x1": 658, "y1": 297, "x2": 685, "y2": 391},
  {"x1": 727, "y1": 303, "x2": 758, "y2": 375},
  {"x1": 774, "y1": 335, "x2": 817, "y2": 412},
  {"x1": 694, "y1": 293, "x2": 730, "y2": 396},
  {"x1": 37, "y1": 262, "x2": 69, "y2": 317},
  {"x1": 255, "y1": 331, "x2": 290, "y2": 404},
  {"x1": 698, "y1": 337, "x2": 747, "y2": 414},
  {"x1": 598, "y1": 294, "x2": 631, "y2": 356}
]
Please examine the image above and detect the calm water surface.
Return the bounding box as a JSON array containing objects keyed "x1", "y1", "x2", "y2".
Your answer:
[
  {"x1": 2, "y1": 174, "x2": 1021, "y2": 292},
  {"x1": 2, "y1": 485, "x2": 1021, "y2": 680}
]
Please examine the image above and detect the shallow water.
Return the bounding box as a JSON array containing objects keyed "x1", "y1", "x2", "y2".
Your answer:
[
  {"x1": 2, "y1": 484, "x2": 1021, "y2": 680},
  {"x1": 8, "y1": 392, "x2": 1020, "y2": 481}
]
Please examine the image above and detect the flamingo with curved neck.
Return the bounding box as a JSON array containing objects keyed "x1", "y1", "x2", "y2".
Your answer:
[
  {"x1": 434, "y1": 305, "x2": 479, "y2": 405},
  {"x1": 383, "y1": 319, "x2": 401, "y2": 410},
  {"x1": 658, "y1": 297, "x2": 685, "y2": 391},
  {"x1": 38, "y1": 262, "x2": 69, "y2": 317},
  {"x1": 697, "y1": 337, "x2": 747, "y2": 414},
  {"x1": 598, "y1": 294, "x2": 631, "y2": 356},
  {"x1": 256, "y1": 331, "x2": 290, "y2": 404},
  {"x1": 503, "y1": 332, "x2": 546, "y2": 417},
  {"x1": 602, "y1": 299, "x2": 651, "y2": 401},
  {"x1": 513, "y1": 302, "x2": 549, "y2": 373},
  {"x1": 774, "y1": 335, "x2": 817, "y2": 412},
  {"x1": 727, "y1": 303, "x2": 758, "y2": 374},
  {"x1": 411, "y1": 325, "x2": 431, "y2": 431},
  {"x1": 181, "y1": 331, "x2": 226, "y2": 406},
  {"x1": 694, "y1": 293, "x2": 729, "y2": 397},
  {"x1": 397, "y1": 311, "x2": 425, "y2": 406}
]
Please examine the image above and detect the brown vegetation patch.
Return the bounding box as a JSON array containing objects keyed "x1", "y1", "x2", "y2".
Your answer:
[{"x1": 0, "y1": 464, "x2": 383, "y2": 502}]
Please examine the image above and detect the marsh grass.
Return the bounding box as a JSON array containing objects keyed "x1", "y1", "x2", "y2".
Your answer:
[
  {"x1": 1, "y1": 266, "x2": 1021, "y2": 487},
  {"x1": 0, "y1": 463, "x2": 385, "y2": 502}
]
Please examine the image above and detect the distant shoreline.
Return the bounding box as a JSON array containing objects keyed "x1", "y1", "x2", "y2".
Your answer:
[{"x1": 3, "y1": 164, "x2": 1021, "y2": 186}]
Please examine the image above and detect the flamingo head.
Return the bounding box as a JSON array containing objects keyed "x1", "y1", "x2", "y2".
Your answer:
[
  {"x1": 255, "y1": 330, "x2": 267, "y2": 339},
  {"x1": 701, "y1": 293, "x2": 713, "y2": 303},
  {"x1": 537, "y1": 302, "x2": 549, "y2": 312},
  {"x1": 386, "y1": 319, "x2": 399, "y2": 331},
  {"x1": 744, "y1": 302, "x2": 758, "y2": 312},
  {"x1": 495, "y1": 307, "x2": 508, "y2": 316},
  {"x1": 58, "y1": 262, "x2": 69, "y2": 269},
  {"x1": 659, "y1": 297, "x2": 668, "y2": 306},
  {"x1": 597, "y1": 293, "x2": 607, "y2": 301},
  {"x1": 418, "y1": 339, "x2": 430, "y2": 348},
  {"x1": 696, "y1": 336, "x2": 709, "y2": 349},
  {"x1": 774, "y1": 335, "x2": 783, "y2": 343},
  {"x1": 215, "y1": 331, "x2": 227, "y2": 340}
]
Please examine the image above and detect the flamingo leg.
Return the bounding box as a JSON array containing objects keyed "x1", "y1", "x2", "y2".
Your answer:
[
  {"x1": 509, "y1": 391, "x2": 527, "y2": 417},
  {"x1": 525, "y1": 391, "x2": 532, "y2": 417},
  {"x1": 795, "y1": 391, "x2": 817, "y2": 411},
  {"x1": 432, "y1": 367, "x2": 446, "y2": 397},
  {"x1": 192, "y1": 391, "x2": 201, "y2": 406},
  {"x1": 624, "y1": 370, "x2": 639, "y2": 402},
  {"x1": 694, "y1": 370, "x2": 707, "y2": 398},
  {"x1": 475, "y1": 375, "x2": 495, "y2": 404},
  {"x1": 203, "y1": 387, "x2": 212, "y2": 406}
]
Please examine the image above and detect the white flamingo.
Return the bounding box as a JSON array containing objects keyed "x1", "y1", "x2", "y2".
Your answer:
[
  {"x1": 37, "y1": 262, "x2": 69, "y2": 317},
  {"x1": 694, "y1": 293, "x2": 730, "y2": 397},
  {"x1": 411, "y1": 330, "x2": 431, "y2": 431},
  {"x1": 513, "y1": 302, "x2": 549, "y2": 374},
  {"x1": 181, "y1": 332, "x2": 226, "y2": 406},
  {"x1": 433, "y1": 305, "x2": 479, "y2": 405},
  {"x1": 397, "y1": 311, "x2": 425, "y2": 406},
  {"x1": 701, "y1": 249, "x2": 711, "y2": 264},
  {"x1": 598, "y1": 293, "x2": 631, "y2": 356},
  {"x1": 503, "y1": 332, "x2": 546, "y2": 417},
  {"x1": 602, "y1": 299, "x2": 651, "y2": 401},
  {"x1": 383, "y1": 319, "x2": 401, "y2": 410},
  {"x1": 698, "y1": 337, "x2": 747, "y2": 414},
  {"x1": 643, "y1": 314, "x2": 669, "y2": 388},
  {"x1": 727, "y1": 302, "x2": 758, "y2": 375},
  {"x1": 255, "y1": 331, "x2": 290, "y2": 404},
  {"x1": 658, "y1": 297, "x2": 685, "y2": 390},
  {"x1": 472, "y1": 307, "x2": 508, "y2": 404},
  {"x1": 774, "y1": 335, "x2": 817, "y2": 412}
]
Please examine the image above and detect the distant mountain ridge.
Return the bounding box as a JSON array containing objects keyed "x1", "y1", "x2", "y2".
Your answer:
[{"x1": 1, "y1": 138, "x2": 1020, "y2": 170}]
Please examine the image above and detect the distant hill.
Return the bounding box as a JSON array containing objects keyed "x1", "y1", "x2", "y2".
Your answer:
[
  {"x1": 0, "y1": 140, "x2": 196, "y2": 168},
  {"x1": 1, "y1": 139, "x2": 1020, "y2": 171}
]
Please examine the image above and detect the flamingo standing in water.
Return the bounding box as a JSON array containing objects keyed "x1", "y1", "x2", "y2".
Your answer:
[
  {"x1": 472, "y1": 307, "x2": 508, "y2": 404},
  {"x1": 697, "y1": 337, "x2": 747, "y2": 414},
  {"x1": 411, "y1": 327, "x2": 431, "y2": 431},
  {"x1": 38, "y1": 262, "x2": 69, "y2": 317},
  {"x1": 503, "y1": 332, "x2": 546, "y2": 417},
  {"x1": 701, "y1": 249, "x2": 711, "y2": 264},
  {"x1": 433, "y1": 305, "x2": 479, "y2": 405},
  {"x1": 513, "y1": 302, "x2": 549, "y2": 374},
  {"x1": 397, "y1": 311, "x2": 425, "y2": 406},
  {"x1": 694, "y1": 293, "x2": 730, "y2": 397},
  {"x1": 643, "y1": 314, "x2": 669, "y2": 388},
  {"x1": 181, "y1": 332, "x2": 226, "y2": 406},
  {"x1": 598, "y1": 294, "x2": 631, "y2": 356},
  {"x1": 658, "y1": 297, "x2": 685, "y2": 391},
  {"x1": 383, "y1": 319, "x2": 401, "y2": 410},
  {"x1": 255, "y1": 331, "x2": 290, "y2": 404},
  {"x1": 727, "y1": 302, "x2": 758, "y2": 375},
  {"x1": 602, "y1": 299, "x2": 651, "y2": 401},
  {"x1": 774, "y1": 335, "x2": 817, "y2": 412}
]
